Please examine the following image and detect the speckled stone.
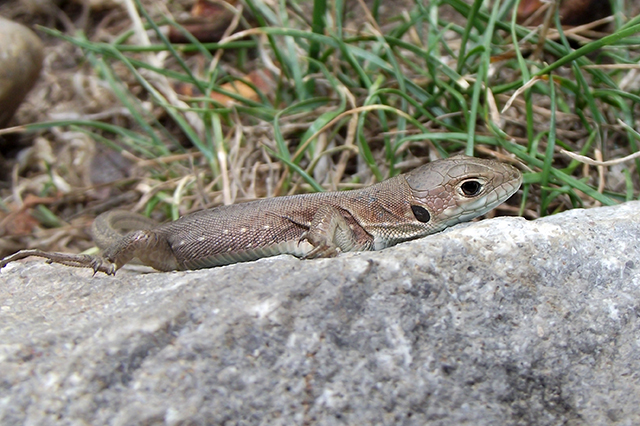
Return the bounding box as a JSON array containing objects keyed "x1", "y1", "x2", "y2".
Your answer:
[
  {"x1": 0, "y1": 17, "x2": 43, "y2": 127},
  {"x1": 1, "y1": 201, "x2": 640, "y2": 425}
]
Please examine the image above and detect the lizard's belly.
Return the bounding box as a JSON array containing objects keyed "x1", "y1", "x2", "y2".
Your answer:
[{"x1": 179, "y1": 240, "x2": 314, "y2": 270}]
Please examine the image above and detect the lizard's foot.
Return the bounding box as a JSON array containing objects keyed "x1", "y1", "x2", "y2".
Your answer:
[
  {"x1": 90, "y1": 258, "x2": 117, "y2": 276},
  {"x1": 1, "y1": 249, "x2": 117, "y2": 276},
  {"x1": 299, "y1": 231, "x2": 341, "y2": 259},
  {"x1": 300, "y1": 204, "x2": 373, "y2": 259}
]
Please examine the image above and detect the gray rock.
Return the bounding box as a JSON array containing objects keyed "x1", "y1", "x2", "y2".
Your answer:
[
  {"x1": 0, "y1": 17, "x2": 43, "y2": 127},
  {"x1": 1, "y1": 201, "x2": 640, "y2": 425}
]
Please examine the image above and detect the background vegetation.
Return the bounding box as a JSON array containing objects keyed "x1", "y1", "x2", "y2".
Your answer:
[{"x1": 2, "y1": 0, "x2": 639, "y2": 254}]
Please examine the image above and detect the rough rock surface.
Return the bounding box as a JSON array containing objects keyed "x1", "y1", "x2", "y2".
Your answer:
[{"x1": 1, "y1": 201, "x2": 640, "y2": 425}]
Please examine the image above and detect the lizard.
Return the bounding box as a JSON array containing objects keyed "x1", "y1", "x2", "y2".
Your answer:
[{"x1": 0, "y1": 155, "x2": 522, "y2": 275}]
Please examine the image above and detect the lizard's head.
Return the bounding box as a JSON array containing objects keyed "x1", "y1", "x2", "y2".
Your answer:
[{"x1": 404, "y1": 155, "x2": 522, "y2": 231}]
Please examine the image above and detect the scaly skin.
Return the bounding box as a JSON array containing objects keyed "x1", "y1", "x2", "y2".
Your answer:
[{"x1": 0, "y1": 155, "x2": 522, "y2": 275}]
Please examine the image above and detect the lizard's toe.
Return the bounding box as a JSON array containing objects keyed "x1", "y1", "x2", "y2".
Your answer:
[
  {"x1": 303, "y1": 244, "x2": 341, "y2": 259},
  {"x1": 90, "y1": 258, "x2": 117, "y2": 276}
]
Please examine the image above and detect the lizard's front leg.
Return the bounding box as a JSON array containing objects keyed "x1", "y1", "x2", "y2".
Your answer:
[{"x1": 302, "y1": 205, "x2": 374, "y2": 259}]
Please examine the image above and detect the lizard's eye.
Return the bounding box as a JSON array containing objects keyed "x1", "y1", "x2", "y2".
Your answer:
[
  {"x1": 460, "y1": 180, "x2": 483, "y2": 197},
  {"x1": 411, "y1": 205, "x2": 431, "y2": 223}
]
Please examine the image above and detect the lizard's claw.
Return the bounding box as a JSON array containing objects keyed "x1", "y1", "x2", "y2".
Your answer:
[
  {"x1": 302, "y1": 242, "x2": 341, "y2": 259},
  {"x1": 90, "y1": 258, "x2": 117, "y2": 276},
  {"x1": 298, "y1": 231, "x2": 309, "y2": 246},
  {"x1": 300, "y1": 228, "x2": 341, "y2": 259}
]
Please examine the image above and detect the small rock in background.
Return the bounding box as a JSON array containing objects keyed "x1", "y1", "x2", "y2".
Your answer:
[
  {"x1": 517, "y1": 0, "x2": 611, "y2": 27},
  {"x1": 0, "y1": 16, "x2": 44, "y2": 128}
]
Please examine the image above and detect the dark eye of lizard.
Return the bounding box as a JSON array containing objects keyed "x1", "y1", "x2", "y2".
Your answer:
[
  {"x1": 411, "y1": 205, "x2": 431, "y2": 223},
  {"x1": 461, "y1": 180, "x2": 483, "y2": 196}
]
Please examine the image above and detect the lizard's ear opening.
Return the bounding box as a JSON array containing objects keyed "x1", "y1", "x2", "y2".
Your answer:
[{"x1": 411, "y1": 205, "x2": 431, "y2": 223}]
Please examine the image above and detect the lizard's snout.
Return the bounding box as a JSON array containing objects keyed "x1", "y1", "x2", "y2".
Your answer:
[{"x1": 500, "y1": 163, "x2": 523, "y2": 195}]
